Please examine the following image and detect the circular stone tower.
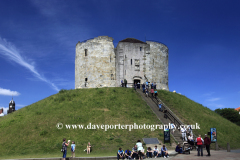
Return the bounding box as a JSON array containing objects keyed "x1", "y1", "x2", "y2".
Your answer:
[
  {"x1": 146, "y1": 41, "x2": 169, "y2": 90},
  {"x1": 75, "y1": 36, "x2": 116, "y2": 89}
]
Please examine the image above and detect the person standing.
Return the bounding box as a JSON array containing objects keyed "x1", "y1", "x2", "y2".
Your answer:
[
  {"x1": 142, "y1": 83, "x2": 145, "y2": 93},
  {"x1": 62, "y1": 138, "x2": 70, "y2": 160},
  {"x1": 121, "y1": 80, "x2": 123, "y2": 87},
  {"x1": 196, "y1": 135, "x2": 204, "y2": 156},
  {"x1": 158, "y1": 102, "x2": 162, "y2": 112},
  {"x1": 170, "y1": 121, "x2": 175, "y2": 134},
  {"x1": 204, "y1": 134, "x2": 211, "y2": 156},
  {"x1": 151, "y1": 88, "x2": 154, "y2": 98},
  {"x1": 71, "y1": 141, "x2": 75, "y2": 158},
  {"x1": 181, "y1": 126, "x2": 187, "y2": 141},
  {"x1": 134, "y1": 83, "x2": 137, "y2": 91}
]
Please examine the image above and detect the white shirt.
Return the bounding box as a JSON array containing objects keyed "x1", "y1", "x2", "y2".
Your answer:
[
  {"x1": 153, "y1": 148, "x2": 159, "y2": 152},
  {"x1": 181, "y1": 127, "x2": 186, "y2": 133},
  {"x1": 188, "y1": 135, "x2": 193, "y2": 141}
]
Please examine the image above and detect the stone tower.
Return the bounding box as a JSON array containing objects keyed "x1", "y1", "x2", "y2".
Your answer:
[
  {"x1": 145, "y1": 41, "x2": 169, "y2": 90},
  {"x1": 75, "y1": 36, "x2": 116, "y2": 88},
  {"x1": 75, "y1": 36, "x2": 169, "y2": 90}
]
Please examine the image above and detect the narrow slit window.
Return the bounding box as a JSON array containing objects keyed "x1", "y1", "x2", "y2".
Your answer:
[
  {"x1": 131, "y1": 59, "x2": 132, "y2": 65},
  {"x1": 140, "y1": 47, "x2": 142, "y2": 51},
  {"x1": 110, "y1": 55, "x2": 111, "y2": 62},
  {"x1": 85, "y1": 49, "x2": 88, "y2": 56},
  {"x1": 153, "y1": 59, "x2": 154, "y2": 65},
  {"x1": 85, "y1": 78, "x2": 88, "y2": 87}
]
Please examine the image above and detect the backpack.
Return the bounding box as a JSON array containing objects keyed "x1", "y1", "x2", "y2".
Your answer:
[{"x1": 61, "y1": 142, "x2": 65, "y2": 152}]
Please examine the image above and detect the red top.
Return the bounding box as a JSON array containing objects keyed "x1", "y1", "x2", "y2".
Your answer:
[
  {"x1": 151, "y1": 89, "x2": 154, "y2": 93},
  {"x1": 197, "y1": 137, "x2": 203, "y2": 145},
  {"x1": 204, "y1": 137, "x2": 211, "y2": 145}
]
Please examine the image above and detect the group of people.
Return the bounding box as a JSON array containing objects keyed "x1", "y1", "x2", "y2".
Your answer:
[
  {"x1": 117, "y1": 140, "x2": 169, "y2": 160},
  {"x1": 180, "y1": 125, "x2": 193, "y2": 142},
  {"x1": 121, "y1": 79, "x2": 128, "y2": 87},
  {"x1": 62, "y1": 139, "x2": 91, "y2": 159},
  {"x1": 141, "y1": 82, "x2": 158, "y2": 98},
  {"x1": 175, "y1": 134, "x2": 211, "y2": 157}
]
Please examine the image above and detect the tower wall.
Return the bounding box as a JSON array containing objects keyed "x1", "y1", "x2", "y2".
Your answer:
[
  {"x1": 146, "y1": 41, "x2": 169, "y2": 90},
  {"x1": 75, "y1": 36, "x2": 116, "y2": 88},
  {"x1": 115, "y1": 42, "x2": 149, "y2": 86}
]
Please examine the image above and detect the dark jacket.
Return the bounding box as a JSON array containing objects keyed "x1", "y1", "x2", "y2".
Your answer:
[{"x1": 204, "y1": 137, "x2": 211, "y2": 145}]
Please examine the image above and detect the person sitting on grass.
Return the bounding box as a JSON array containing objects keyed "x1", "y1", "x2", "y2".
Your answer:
[
  {"x1": 161, "y1": 145, "x2": 169, "y2": 158},
  {"x1": 87, "y1": 142, "x2": 91, "y2": 154},
  {"x1": 125, "y1": 149, "x2": 131, "y2": 159},
  {"x1": 117, "y1": 148, "x2": 124, "y2": 160},
  {"x1": 131, "y1": 145, "x2": 138, "y2": 159},
  {"x1": 153, "y1": 145, "x2": 160, "y2": 158},
  {"x1": 175, "y1": 144, "x2": 183, "y2": 154},
  {"x1": 146, "y1": 147, "x2": 153, "y2": 158}
]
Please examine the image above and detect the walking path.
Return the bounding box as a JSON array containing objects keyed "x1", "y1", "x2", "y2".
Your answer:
[
  {"x1": 6, "y1": 150, "x2": 239, "y2": 160},
  {"x1": 171, "y1": 150, "x2": 240, "y2": 160},
  {"x1": 136, "y1": 89, "x2": 184, "y2": 144}
]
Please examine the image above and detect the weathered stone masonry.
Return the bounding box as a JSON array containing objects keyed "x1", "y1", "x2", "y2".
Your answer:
[{"x1": 75, "y1": 36, "x2": 169, "y2": 90}]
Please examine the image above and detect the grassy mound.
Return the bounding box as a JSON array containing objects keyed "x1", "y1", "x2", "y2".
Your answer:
[
  {"x1": 157, "y1": 90, "x2": 240, "y2": 149},
  {"x1": 0, "y1": 88, "x2": 166, "y2": 159}
]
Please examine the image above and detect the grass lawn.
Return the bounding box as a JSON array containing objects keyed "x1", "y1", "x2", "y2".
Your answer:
[
  {"x1": 0, "y1": 88, "x2": 175, "y2": 159},
  {"x1": 157, "y1": 90, "x2": 240, "y2": 149}
]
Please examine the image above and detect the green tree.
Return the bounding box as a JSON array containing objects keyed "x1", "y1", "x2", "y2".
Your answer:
[{"x1": 214, "y1": 108, "x2": 240, "y2": 126}]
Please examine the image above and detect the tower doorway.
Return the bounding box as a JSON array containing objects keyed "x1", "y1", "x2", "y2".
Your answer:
[
  {"x1": 134, "y1": 79, "x2": 141, "y2": 84},
  {"x1": 134, "y1": 79, "x2": 141, "y2": 89}
]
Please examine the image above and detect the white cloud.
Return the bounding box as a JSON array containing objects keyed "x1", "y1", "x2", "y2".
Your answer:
[
  {"x1": 16, "y1": 104, "x2": 26, "y2": 107},
  {"x1": 0, "y1": 88, "x2": 20, "y2": 96},
  {"x1": 207, "y1": 98, "x2": 220, "y2": 102},
  {"x1": 207, "y1": 103, "x2": 224, "y2": 109},
  {"x1": 0, "y1": 37, "x2": 59, "y2": 92},
  {"x1": 202, "y1": 92, "x2": 215, "y2": 97}
]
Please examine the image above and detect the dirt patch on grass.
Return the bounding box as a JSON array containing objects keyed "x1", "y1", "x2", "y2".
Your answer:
[{"x1": 94, "y1": 108, "x2": 110, "y2": 112}]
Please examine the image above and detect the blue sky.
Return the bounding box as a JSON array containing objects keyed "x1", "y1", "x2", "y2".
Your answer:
[{"x1": 0, "y1": 0, "x2": 240, "y2": 115}]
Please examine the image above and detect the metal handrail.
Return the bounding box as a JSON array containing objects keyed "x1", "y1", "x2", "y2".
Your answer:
[{"x1": 147, "y1": 91, "x2": 197, "y2": 139}]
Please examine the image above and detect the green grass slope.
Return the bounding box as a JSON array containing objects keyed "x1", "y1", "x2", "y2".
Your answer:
[
  {"x1": 0, "y1": 88, "x2": 166, "y2": 159},
  {"x1": 157, "y1": 90, "x2": 240, "y2": 149}
]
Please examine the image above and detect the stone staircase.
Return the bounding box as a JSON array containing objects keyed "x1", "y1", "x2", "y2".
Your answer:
[{"x1": 136, "y1": 89, "x2": 186, "y2": 145}]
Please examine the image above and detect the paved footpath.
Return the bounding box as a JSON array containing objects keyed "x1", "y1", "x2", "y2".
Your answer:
[{"x1": 170, "y1": 150, "x2": 240, "y2": 160}]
